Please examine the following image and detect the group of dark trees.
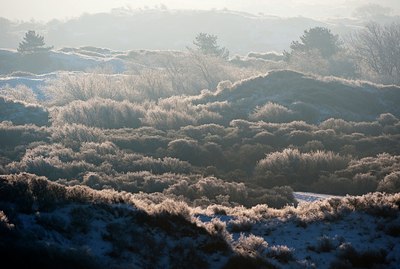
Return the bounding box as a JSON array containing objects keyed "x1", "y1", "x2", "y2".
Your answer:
[
  {"x1": 284, "y1": 23, "x2": 400, "y2": 84},
  {"x1": 19, "y1": 21, "x2": 400, "y2": 85},
  {"x1": 189, "y1": 22, "x2": 400, "y2": 85}
]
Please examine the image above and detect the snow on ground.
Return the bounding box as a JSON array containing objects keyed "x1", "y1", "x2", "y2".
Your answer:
[
  {"x1": 49, "y1": 50, "x2": 126, "y2": 73},
  {"x1": 9, "y1": 193, "x2": 400, "y2": 268},
  {"x1": 294, "y1": 192, "x2": 343, "y2": 203},
  {"x1": 245, "y1": 211, "x2": 399, "y2": 268},
  {"x1": 0, "y1": 72, "x2": 58, "y2": 100},
  {"x1": 0, "y1": 47, "x2": 128, "y2": 100},
  {"x1": 196, "y1": 193, "x2": 399, "y2": 268},
  {"x1": 0, "y1": 48, "x2": 127, "y2": 74}
]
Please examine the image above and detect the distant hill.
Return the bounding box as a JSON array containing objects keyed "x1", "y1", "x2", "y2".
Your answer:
[
  {"x1": 196, "y1": 70, "x2": 400, "y2": 123},
  {"x1": 0, "y1": 9, "x2": 359, "y2": 54}
]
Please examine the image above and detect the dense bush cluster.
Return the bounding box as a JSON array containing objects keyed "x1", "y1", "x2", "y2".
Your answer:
[
  {"x1": 1, "y1": 71, "x2": 399, "y2": 198},
  {"x1": 1, "y1": 57, "x2": 400, "y2": 211}
]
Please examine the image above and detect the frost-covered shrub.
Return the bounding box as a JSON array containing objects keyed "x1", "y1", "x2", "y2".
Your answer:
[
  {"x1": 53, "y1": 98, "x2": 145, "y2": 129},
  {"x1": 166, "y1": 176, "x2": 249, "y2": 206},
  {"x1": 314, "y1": 235, "x2": 337, "y2": 253},
  {"x1": 228, "y1": 217, "x2": 254, "y2": 232},
  {"x1": 0, "y1": 84, "x2": 38, "y2": 103},
  {"x1": 302, "y1": 140, "x2": 325, "y2": 152},
  {"x1": 234, "y1": 234, "x2": 268, "y2": 257},
  {"x1": 320, "y1": 118, "x2": 353, "y2": 134},
  {"x1": 311, "y1": 175, "x2": 353, "y2": 195},
  {"x1": 377, "y1": 171, "x2": 400, "y2": 193},
  {"x1": 167, "y1": 138, "x2": 203, "y2": 164},
  {"x1": 255, "y1": 148, "x2": 349, "y2": 187},
  {"x1": 377, "y1": 113, "x2": 398, "y2": 126},
  {"x1": 266, "y1": 245, "x2": 294, "y2": 263},
  {"x1": 248, "y1": 186, "x2": 297, "y2": 208},
  {"x1": 44, "y1": 72, "x2": 137, "y2": 104},
  {"x1": 250, "y1": 102, "x2": 294, "y2": 123},
  {"x1": 0, "y1": 121, "x2": 49, "y2": 150},
  {"x1": 6, "y1": 144, "x2": 97, "y2": 180},
  {"x1": 0, "y1": 173, "x2": 66, "y2": 212},
  {"x1": 51, "y1": 124, "x2": 105, "y2": 149},
  {"x1": 142, "y1": 97, "x2": 223, "y2": 129},
  {"x1": 332, "y1": 243, "x2": 388, "y2": 269},
  {"x1": 7, "y1": 142, "x2": 193, "y2": 180},
  {"x1": 0, "y1": 173, "x2": 123, "y2": 213}
]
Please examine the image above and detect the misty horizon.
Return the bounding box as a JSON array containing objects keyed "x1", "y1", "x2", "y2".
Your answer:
[
  {"x1": 1, "y1": 7, "x2": 399, "y2": 55},
  {"x1": 1, "y1": 0, "x2": 400, "y2": 22}
]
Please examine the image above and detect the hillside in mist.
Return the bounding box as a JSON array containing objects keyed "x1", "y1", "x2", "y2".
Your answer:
[{"x1": 0, "y1": 9, "x2": 355, "y2": 54}]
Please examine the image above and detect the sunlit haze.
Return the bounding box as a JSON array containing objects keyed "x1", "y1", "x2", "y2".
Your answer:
[{"x1": 1, "y1": 0, "x2": 400, "y2": 21}]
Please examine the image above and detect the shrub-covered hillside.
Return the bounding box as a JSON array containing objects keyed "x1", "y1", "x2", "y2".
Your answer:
[
  {"x1": 1, "y1": 45, "x2": 400, "y2": 267},
  {"x1": 0, "y1": 173, "x2": 399, "y2": 268},
  {"x1": 1, "y1": 70, "x2": 399, "y2": 198},
  {"x1": 196, "y1": 70, "x2": 400, "y2": 123}
]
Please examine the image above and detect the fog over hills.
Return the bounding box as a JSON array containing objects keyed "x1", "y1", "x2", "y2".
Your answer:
[{"x1": 0, "y1": 9, "x2": 356, "y2": 54}]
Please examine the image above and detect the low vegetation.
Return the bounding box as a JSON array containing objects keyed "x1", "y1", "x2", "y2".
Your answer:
[
  {"x1": 0, "y1": 19, "x2": 399, "y2": 268},
  {"x1": 0, "y1": 173, "x2": 398, "y2": 268}
]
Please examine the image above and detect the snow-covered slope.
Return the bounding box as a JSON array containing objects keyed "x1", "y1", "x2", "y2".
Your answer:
[
  {"x1": 0, "y1": 48, "x2": 127, "y2": 75},
  {"x1": 1, "y1": 174, "x2": 399, "y2": 268}
]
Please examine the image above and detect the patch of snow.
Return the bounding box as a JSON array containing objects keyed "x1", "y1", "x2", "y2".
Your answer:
[
  {"x1": 294, "y1": 192, "x2": 343, "y2": 203},
  {"x1": 0, "y1": 72, "x2": 58, "y2": 100}
]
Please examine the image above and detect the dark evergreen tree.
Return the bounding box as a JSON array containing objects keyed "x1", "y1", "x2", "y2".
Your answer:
[
  {"x1": 193, "y1": 33, "x2": 229, "y2": 59},
  {"x1": 17, "y1": 30, "x2": 52, "y2": 54},
  {"x1": 285, "y1": 27, "x2": 342, "y2": 59}
]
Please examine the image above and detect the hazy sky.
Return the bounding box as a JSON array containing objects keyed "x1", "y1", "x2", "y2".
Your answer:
[{"x1": 1, "y1": 0, "x2": 400, "y2": 21}]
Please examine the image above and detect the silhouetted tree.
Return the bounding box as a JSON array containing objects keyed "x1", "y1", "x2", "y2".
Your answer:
[
  {"x1": 192, "y1": 33, "x2": 229, "y2": 59},
  {"x1": 18, "y1": 30, "x2": 52, "y2": 54},
  {"x1": 283, "y1": 27, "x2": 355, "y2": 77},
  {"x1": 285, "y1": 27, "x2": 342, "y2": 59}
]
